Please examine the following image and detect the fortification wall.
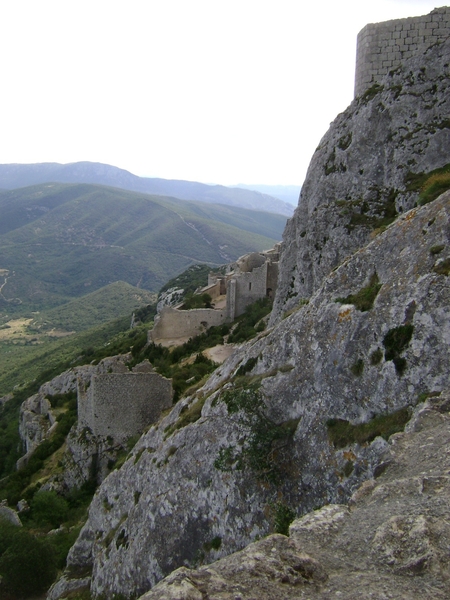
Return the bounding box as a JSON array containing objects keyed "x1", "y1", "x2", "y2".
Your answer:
[
  {"x1": 227, "y1": 262, "x2": 268, "y2": 319},
  {"x1": 86, "y1": 373, "x2": 172, "y2": 443},
  {"x1": 355, "y1": 6, "x2": 450, "y2": 97},
  {"x1": 236, "y1": 253, "x2": 266, "y2": 273},
  {"x1": 201, "y1": 280, "x2": 223, "y2": 301},
  {"x1": 150, "y1": 306, "x2": 228, "y2": 342}
]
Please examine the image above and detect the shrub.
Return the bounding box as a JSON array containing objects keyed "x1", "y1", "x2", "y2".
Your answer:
[
  {"x1": 370, "y1": 348, "x2": 383, "y2": 365},
  {"x1": 181, "y1": 293, "x2": 213, "y2": 310},
  {"x1": 430, "y1": 244, "x2": 445, "y2": 255},
  {"x1": 336, "y1": 273, "x2": 382, "y2": 312},
  {"x1": 216, "y1": 387, "x2": 299, "y2": 484},
  {"x1": 273, "y1": 502, "x2": 296, "y2": 536},
  {"x1": 0, "y1": 520, "x2": 57, "y2": 598},
  {"x1": 327, "y1": 406, "x2": 410, "y2": 448},
  {"x1": 419, "y1": 171, "x2": 450, "y2": 205},
  {"x1": 30, "y1": 490, "x2": 69, "y2": 528},
  {"x1": 350, "y1": 359, "x2": 364, "y2": 376},
  {"x1": 228, "y1": 297, "x2": 272, "y2": 344},
  {"x1": 405, "y1": 163, "x2": 450, "y2": 205},
  {"x1": 383, "y1": 324, "x2": 414, "y2": 370},
  {"x1": 433, "y1": 258, "x2": 450, "y2": 276}
]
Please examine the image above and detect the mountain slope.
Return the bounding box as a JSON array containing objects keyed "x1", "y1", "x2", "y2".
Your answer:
[
  {"x1": 33, "y1": 281, "x2": 155, "y2": 333},
  {"x1": 60, "y1": 191, "x2": 450, "y2": 599},
  {"x1": 51, "y1": 34, "x2": 450, "y2": 599},
  {"x1": 0, "y1": 162, "x2": 294, "y2": 217},
  {"x1": 0, "y1": 183, "x2": 284, "y2": 312}
]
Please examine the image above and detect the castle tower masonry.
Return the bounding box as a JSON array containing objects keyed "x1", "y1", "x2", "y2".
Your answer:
[
  {"x1": 77, "y1": 361, "x2": 172, "y2": 444},
  {"x1": 355, "y1": 6, "x2": 450, "y2": 97}
]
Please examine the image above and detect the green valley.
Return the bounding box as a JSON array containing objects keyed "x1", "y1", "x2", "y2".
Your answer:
[{"x1": 0, "y1": 183, "x2": 285, "y2": 316}]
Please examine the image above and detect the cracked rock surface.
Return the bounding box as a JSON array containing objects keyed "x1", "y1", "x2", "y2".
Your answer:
[{"x1": 140, "y1": 397, "x2": 450, "y2": 599}]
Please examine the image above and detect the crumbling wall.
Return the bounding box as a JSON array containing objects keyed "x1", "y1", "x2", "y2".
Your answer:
[
  {"x1": 227, "y1": 262, "x2": 268, "y2": 319},
  {"x1": 236, "y1": 253, "x2": 266, "y2": 273},
  {"x1": 79, "y1": 372, "x2": 172, "y2": 444},
  {"x1": 150, "y1": 306, "x2": 228, "y2": 342}
]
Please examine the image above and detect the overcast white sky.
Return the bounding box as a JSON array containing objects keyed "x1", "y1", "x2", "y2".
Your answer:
[{"x1": 0, "y1": 1, "x2": 443, "y2": 186}]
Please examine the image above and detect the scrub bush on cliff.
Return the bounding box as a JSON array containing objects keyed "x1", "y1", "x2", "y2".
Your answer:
[{"x1": 0, "y1": 519, "x2": 57, "y2": 598}]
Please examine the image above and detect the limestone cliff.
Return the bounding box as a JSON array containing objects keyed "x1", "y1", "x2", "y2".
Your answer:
[
  {"x1": 271, "y1": 36, "x2": 450, "y2": 324},
  {"x1": 139, "y1": 394, "x2": 450, "y2": 599},
  {"x1": 49, "y1": 28, "x2": 450, "y2": 600}
]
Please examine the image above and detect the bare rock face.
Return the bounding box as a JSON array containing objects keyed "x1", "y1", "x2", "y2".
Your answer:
[
  {"x1": 18, "y1": 394, "x2": 55, "y2": 458},
  {"x1": 53, "y1": 191, "x2": 450, "y2": 599},
  {"x1": 270, "y1": 37, "x2": 450, "y2": 324},
  {"x1": 49, "y1": 36, "x2": 450, "y2": 600},
  {"x1": 139, "y1": 398, "x2": 450, "y2": 599}
]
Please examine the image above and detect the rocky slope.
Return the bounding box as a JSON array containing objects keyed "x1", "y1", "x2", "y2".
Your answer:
[
  {"x1": 271, "y1": 36, "x2": 450, "y2": 324},
  {"x1": 17, "y1": 355, "x2": 132, "y2": 488},
  {"x1": 52, "y1": 189, "x2": 450, "y2": 599},
  {"x1": 139, "y1": 393, "x2": 450, "y2": 599},
  {"x1": 48, "y1": 34, "x2": 450, "y2": 600}
]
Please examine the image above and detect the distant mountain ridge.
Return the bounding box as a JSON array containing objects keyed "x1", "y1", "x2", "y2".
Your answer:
[
  {"x1": 234, "y1": 183, "x2": 300, "y2": 206},
  {"x1": 0, "y1": 182, "x2": 285, "y2": 313},
  {"x1": 0, "y1": 162, "x2": 294, "y2": 217}
]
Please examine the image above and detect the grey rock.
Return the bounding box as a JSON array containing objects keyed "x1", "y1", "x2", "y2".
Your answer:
[
  {"x1": 139, "y1": 400, "x2": 450, "y2": 599},
  {"x1": 50, "y1": 35, "x2": 450, "y2": 600},
  {"x1": 156, "y1": 287, "x2": 185, "y2": 312},
  {"x1": 271, "y1": 38, "x2": 450, "y2": 325},
  {"x1": 0, "y1": 505, "x2": 22, "y2": 527}
]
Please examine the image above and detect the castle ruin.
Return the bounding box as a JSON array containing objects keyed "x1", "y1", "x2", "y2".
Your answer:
[
  {"x1": 354, "y1": 6, "x2": 450, "y2": 97},
  {"x1": 77, "y1": 360, "x2": 172, "y2": 444},
  {"x1": 150, "y1": 245, "x2": 280, "y2": 344}
]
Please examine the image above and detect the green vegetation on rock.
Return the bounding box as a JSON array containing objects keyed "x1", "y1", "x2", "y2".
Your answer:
[
  {"x1": 336, "y1": 272, "x2": 382, "y2": 311},
  {"x1": 327, "y1": 406, "x2": 410, "y2": 448},
  {"x1": 383, "y1": 324, "x2": 414, "y2": 375},
  {"x1": 227, "y1": 297, "x2": 272, "y2": 343},
  {"x1": 405, "y1": 163, "x2": 450, "y2": 205},
  {"x1": 215, "y1": 386, "x2": 299, "y2": 484}
]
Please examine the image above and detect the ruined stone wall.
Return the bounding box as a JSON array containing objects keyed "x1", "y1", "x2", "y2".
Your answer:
[
  {"x1": 201, "y1": 280, "x2": 222, "y2": 301},
  {"x1": 355, "y1": 6, "x2": 450, "y2": 96},
  {"x1": 150, "y1": 306, "x2": 228, "y2": 342},
  {"x1": 227, "y1": 262, "x2": 268, "y2": 319},
  {"x1": 236, "y1": 253, "x2": 266, "y2": 273},
  {"x1": 81, "y1": 373, "x2": 172, "y2": 444}
]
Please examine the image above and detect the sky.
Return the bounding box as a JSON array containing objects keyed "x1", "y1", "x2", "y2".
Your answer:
[{"x1": 0, "y1": 0, "x2": 443, "y2": 186}]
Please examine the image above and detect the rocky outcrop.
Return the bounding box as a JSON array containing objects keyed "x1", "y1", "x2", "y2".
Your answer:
[
  {"x1": 54, "y1": 190, "x2": 450, "y2": 598},
  {"x1": 17, "y1": 355, "x2": 132, "y2": 485},
  {"x1": 18, "y1": 394, "x2": 56, "y2": 460},
  {"x1": 271, "y1": 37, "x2": 450, "y2": 324},
  {"x1": 49, "y1": 26, "x2": 450, "y2": 600},
  {"x1": 0, "y1": 502, "x2": 22, "y2": 527},
  {"x1": 139, "y1": 395, "x2": 450, "y2": 599}
]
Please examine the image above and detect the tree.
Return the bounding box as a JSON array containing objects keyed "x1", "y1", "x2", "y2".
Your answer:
[{"x1": 0, "y1": 520, "x2": 57, "y2": 598}]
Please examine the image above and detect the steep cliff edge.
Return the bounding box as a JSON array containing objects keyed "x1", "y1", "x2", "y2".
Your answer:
[
  {"x1": 271, "y1": 36, "x2": 450, "y2": 324},
  {"x1": 49, "y1": 30, "x2": 450, "y2": 600},
  {"x1": 53, "y1": 189, "x2": 450, "y2": 598},
  {"x1": 140, "y1": 394, "x2": 450, "y2": 599}
]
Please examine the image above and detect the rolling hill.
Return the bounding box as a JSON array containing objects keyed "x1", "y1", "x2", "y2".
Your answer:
[
  {"x1": 0, "y1": 183, "x2": 285, "y2": 315},
  {"x1": 0, "y1": 162, "x2": 294, "y2": 217}
]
